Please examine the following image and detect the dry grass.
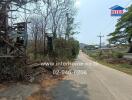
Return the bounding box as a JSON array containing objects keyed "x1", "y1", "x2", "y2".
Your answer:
[
  {"x1": 97, "y1": 60, "x2": 132, "y2": 75},
  {"x1": 26, "y1": 79, "x2": 57, "y2": 100},
  {"x1": 26, "y1": 73, "x2": 64, "y2": 100},
  {"x1": 0, "y1": 84, "x2": 7, "y2": 92},
  {"x1": 84, "y1": 51, "x2": 132, "y2": 75},
  {"x1": 26, "y1": 91, "x2": 51, "y2": 100}
]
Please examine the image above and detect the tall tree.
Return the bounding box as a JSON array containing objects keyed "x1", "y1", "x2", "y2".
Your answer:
[{"x1": 108, "y1": 5, "x2": 132, "y2": 53}]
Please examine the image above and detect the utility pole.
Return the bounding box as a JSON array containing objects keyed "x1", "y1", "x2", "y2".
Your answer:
[
  {"x1": 66, "y1": 13, "x2": 69, "y2": 40},
  {"x1": 97, "y1": 33, "x2": 104, "y2": 49}
]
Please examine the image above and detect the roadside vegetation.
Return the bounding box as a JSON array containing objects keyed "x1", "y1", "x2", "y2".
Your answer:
[
  {"x1": 82, "y1": 46, "x2": 132, "y2": 75},
  {"x1": 108, "y1": 5, "x2": 132, "y2": 53},
  {"x1": 0, "y1": 0, "x2": 79, "y2": 82},
  {"x1": 0, "y1": 0, "x2": 79, "y2": 99},
  {"x1": 82, "y1": 5, "x2": 132, "y2": 75},
  {"x1": 27, "y1": 0, "x2": 80, "y2": 63},
  {"x1": 54, "y1": 38, "x2": 79, "y2": 61}
]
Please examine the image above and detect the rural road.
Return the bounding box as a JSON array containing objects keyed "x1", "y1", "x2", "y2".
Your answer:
[{"x1": 52, "y1": 52, "x2": 132, "y2": 100}]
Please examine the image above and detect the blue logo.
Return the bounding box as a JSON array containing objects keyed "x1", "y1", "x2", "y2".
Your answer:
[{"x1": 110, "y1": 5, "x2": 125, "y2": 16}]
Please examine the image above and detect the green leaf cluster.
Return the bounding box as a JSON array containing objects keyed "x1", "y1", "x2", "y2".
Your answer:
[{"x1": 108, "y1": 5, "x2": 132, "y2": 44}]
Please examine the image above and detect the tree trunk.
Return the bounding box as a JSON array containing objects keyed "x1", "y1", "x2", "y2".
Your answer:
[
  {"x1": 34, "y1": 28, "x2": 38, "y2": 60},
  {"x1": 128, "y1": 43, "x2": 132, "y2": 53},
  {"x1": 53, "y1": 31, "x2": 57, "y2": 39},
  {"x1": 43, "y1": 32, "x2": 46, "y2": 54},
  {"x1": 128, "y1": 37, "x2": 132, "y2": 53},
  {"x1": 34, "y1": 36, "x2": 37, "y2": 59}
]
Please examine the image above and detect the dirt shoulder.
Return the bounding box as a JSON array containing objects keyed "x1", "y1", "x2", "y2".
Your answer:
[{"x1": 0, "y1": 67, "x2": 64, "y2": 100}]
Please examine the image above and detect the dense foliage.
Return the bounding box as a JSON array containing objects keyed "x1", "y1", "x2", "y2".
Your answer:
[
  {"x1": 28, "y1": 0, "x2": 79, "y2": 60},
  {"x1": 54, "y1": 38, "x2": 79, "y2": 61},
  {"x1": 108, "y1": 5, "x2": 132, "y2": 53}
]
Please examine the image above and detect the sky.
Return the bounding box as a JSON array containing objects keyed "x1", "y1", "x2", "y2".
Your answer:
[{"x1": 75, "y1": 0, "x2": 132, "y2": 45}]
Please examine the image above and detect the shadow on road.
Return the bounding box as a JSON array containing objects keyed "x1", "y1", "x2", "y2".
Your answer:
[{"x1": 51, "y1": 80, "x2": 89, "y2": 100}]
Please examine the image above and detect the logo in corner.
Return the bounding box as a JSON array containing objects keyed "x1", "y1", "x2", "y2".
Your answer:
[{"x1": 110, "y1": 5, "x2": 126, "y2": 17}]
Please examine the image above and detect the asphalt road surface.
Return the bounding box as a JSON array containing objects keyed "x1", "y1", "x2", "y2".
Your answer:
[
  {"x1": 0, "y1": 83, "x2": 39, "y2": 100},
  {"x1": 52, "y1": 52, "x2": 132, "y2": 100}
]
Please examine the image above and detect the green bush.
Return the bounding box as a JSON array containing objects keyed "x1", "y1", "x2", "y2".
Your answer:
[
  {"x1": 54, "y1": 38, "x2": 79, "y2": 61},
  {"x1": 27, "y1": 38, "x2": 79, "y2": 61},
  {"x1": 113, "y1": 52, "x2": 124, "y2": 58}
]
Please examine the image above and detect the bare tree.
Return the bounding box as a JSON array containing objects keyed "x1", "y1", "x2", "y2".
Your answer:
[
  {"x1": 30, "y1": 16, "x2": 43, "y2": 59},
  {"x1": 29, "y1": 0, "x2": 78, "y2": 58},
  {"x1": 49, "y1": 0, "x2": 77, "y2": 39}
]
